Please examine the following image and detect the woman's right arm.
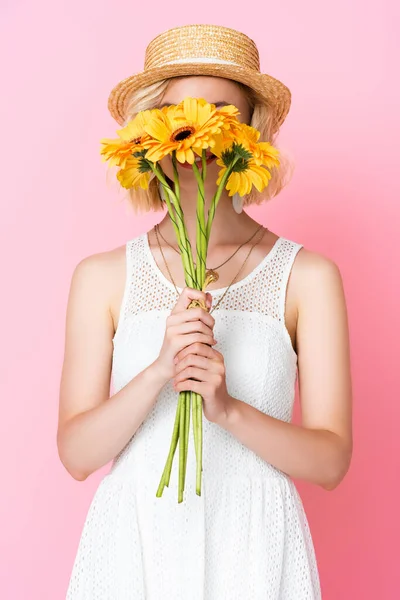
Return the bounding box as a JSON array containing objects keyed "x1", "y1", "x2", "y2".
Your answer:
[{"x1": 57, "y1": 252, "x2": 215, "y2": 481}]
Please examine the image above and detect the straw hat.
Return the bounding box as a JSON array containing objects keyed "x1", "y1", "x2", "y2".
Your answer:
[{"x1": 107, "y1": 24, "x2": 291, "y2": 133}]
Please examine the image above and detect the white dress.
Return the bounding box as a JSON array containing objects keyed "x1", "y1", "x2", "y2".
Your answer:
[{"x1": 66, "y1": 231, "x2": 322, "y2": 599}]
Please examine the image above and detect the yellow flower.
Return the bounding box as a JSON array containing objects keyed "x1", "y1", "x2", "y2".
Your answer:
[
  {"x1": 214, "y1": 105, "x2": 242, "y2": 134},
  {"x1": 234, "y1": 123, "x2": 280, "y2": 168},
  {"x1": 219, "y1": 161, "x2": 273, "y2": 196},
  {"x1": 142, "y1": 97, "x2": 239, "y2": 164},
  {"x1": 212, "y1": 123, "x2": 280, "y2": 196},
  {"x1": 118, "y1": 109, "x2": 156, "y2": 144},
  {"x1": 214, "y1": 123, "x2": 280, "y2": 167},
  {"x1": 100, "y1": 109, "x2": 156, "y2": 168},
  {"x1": 209, "y1": 131, "x2": 236, "y2": 157},
  {"x1": 100, "y1": 137, "x2": 135, "y2": 168},
  {"x1": 116, "y1": 155, "x2": 151, "y2": 190}
]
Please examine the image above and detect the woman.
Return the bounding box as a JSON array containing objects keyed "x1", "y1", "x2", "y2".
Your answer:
[{"x1": 58, "y1": 24, "x2": 353, "y2": 599}]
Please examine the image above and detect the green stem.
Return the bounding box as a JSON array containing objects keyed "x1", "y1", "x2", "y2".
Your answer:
[
  {"x1": 192, "y1": 157, "x2": 207, "y2": 288},
  {"x1": 201, "y1": 149, "x2": 207, "y2": 285},
  {"x1": 183, "y1": 390, "x2": 191, "y2": 482},
  {"x1": 171, "y1": 154, "x2": 197, "y2": 288},
  {"x1": 151, "y1": 162, "x2": 196, "y2": 288},
  {"x1": 178, "y1": 391, "x2": 186, "y2": 503},
  {"x1": 192, "y1": 390, "x2": 198, "y2": 464},
  {"x1": 195, "y1": 392, "x2": 203, "y2": 495},
  {"x1": 191, "y1": 150, "x2": 209, "y2": 497},
  {"x1": 153, "y1": 167, "x2": 181, "y2": 242},
  {"x1": 205, "y1": 156, "x2": 240, "y2": 248},
  {"x1": 156, "y1": 392, "x2": 181, "y2": 497},
  {"x1": 201, "y1": 148, "x2": 207, "y2": 183}
]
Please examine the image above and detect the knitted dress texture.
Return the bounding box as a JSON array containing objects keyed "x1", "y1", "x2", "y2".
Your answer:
[{"x1": 66, "y1": 231, "x2": 322, "y2": 599}]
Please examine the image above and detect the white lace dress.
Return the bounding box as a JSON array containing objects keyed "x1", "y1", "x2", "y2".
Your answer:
[{"x1": 66, "y1": 231, "x2": 322, "y2": 599}]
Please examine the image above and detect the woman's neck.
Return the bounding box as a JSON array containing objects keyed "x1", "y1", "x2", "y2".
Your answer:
[{"x1": 158, "y1": 187, "x2": 260, "y2": 252}]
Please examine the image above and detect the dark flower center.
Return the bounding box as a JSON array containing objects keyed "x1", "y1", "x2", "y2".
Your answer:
[{"x1": 171, "y1": 126, "x2": 195, "y2": 142}]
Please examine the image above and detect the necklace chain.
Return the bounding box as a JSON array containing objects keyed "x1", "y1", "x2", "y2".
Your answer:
[
  {"x1": 155, "y1": 222, "x2": 263, "y2": 270},
  {"x1": 153, "y1": 223, "x2": 268, "y2": 314}
]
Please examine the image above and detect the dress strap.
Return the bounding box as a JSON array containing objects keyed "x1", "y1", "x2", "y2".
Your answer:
[
  {"x1": 277, "y1": 238, "x2": 303, "y2": 324},
  {"x1": 112, "y1": 237, "x2": 137, "y2": 343}
]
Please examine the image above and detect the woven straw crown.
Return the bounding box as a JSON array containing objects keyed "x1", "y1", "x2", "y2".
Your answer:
[{"x1": 108, "y1": 24, "x2": 291, "y2": 133}]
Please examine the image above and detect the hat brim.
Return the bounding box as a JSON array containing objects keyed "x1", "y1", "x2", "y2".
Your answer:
[{"x1": 107, "y1": 62, "x2": 291, "y2": 133}]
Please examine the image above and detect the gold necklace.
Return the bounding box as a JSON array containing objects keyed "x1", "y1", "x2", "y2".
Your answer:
[
  {"x1": 155, "y1": 222, "x2": 264, "y2": 284},
  {"x1": 153, "y1": 224, "x2": 268, "y2": 314}
]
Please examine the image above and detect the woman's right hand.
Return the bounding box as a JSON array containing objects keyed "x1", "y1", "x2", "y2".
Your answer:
[{"x1": 154, "y1": 287, "x2": 217, "y2": 382}]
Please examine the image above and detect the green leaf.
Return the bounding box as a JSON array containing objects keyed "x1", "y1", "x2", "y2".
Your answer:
[
  {"x1": 133, "y1": 149, "x2": 147, "y2": 158},
  {"x1": 221, "y1": 142, "x2": 252, "y2": 169}
]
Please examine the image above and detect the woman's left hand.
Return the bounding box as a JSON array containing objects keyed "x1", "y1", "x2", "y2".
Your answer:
[{"x1": 173, "y1": 341, "x2": 233, "y2": 424}]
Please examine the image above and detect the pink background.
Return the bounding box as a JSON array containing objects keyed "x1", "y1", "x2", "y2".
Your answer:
[{"x1": 1, "y1": 1, "x2": 399, "y2": 598}]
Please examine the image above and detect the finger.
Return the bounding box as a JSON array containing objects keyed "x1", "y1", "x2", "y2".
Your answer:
[
  {"x1": 180, "y1": 306, "x2": 215, "y2": 329},
  {"x1": 175, "y1": 378, "x2": 204, "y2": 394},
  {"x1": 174, "y1": 352, "x2": 212, "y2": 375},
  {"x1": 171, "y1": 286, "x2": 210, "y2": 314},
  {"x1": 174, "y1": 365, "x2": 214, "y2": 385},
  {"x1": 210, "y1": 348, "x2": 223, "y2": 360},
  {"x1": 177, "y1": 332, "x2": 217, "y2": 352},
  {"x1": 173, "y1": 306, "x2": 215, "y2": 329},
  {"x1": 174, "y1": 341, "x2": 217, "y2": 364},
  {"x1": 173, "y1": 320, "x2": 214, "y2": 337},
  {"x1": 165, "y1": 308, "x2": 214, "y2": 333}
]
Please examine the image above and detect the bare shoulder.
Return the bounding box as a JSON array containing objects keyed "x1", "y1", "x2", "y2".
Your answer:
[
  {"x1": 285, "y1": 243, "x2": 348, "y2": 354},
  {"x1": 69, "y1": 243, "x2": 127, "y2": 332},
  {"x1": 289, "y1": 244, "x2": 345, "y2": 305},
  {"x1": 282, "y1": 242, "x2": 345, "y2": 351},
  {"x1": 71, "y1": 243, "x2": 125, "y2": 293}
]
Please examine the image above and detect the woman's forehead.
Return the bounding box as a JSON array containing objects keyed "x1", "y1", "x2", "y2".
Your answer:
[{"x1": 161, "y1": 76, "x2": 245, "y2": 102}]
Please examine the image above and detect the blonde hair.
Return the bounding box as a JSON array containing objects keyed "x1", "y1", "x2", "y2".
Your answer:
[{"x1": 121, "y1": 76, "x2": 294, "y2": 214}]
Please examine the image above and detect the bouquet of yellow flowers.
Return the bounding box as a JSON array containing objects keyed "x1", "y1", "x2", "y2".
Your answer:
[{"x1": 100, "y1": 97, "x2": 280, "y2": 502}]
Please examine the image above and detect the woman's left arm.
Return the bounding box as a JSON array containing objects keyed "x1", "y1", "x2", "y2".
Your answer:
[{"x1": 217, "y1": 252, "x2": 353, "y2": 491}]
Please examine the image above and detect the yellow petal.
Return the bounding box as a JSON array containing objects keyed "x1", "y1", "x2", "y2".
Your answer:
[
  {"x1": 218, "y1": 105, "x2": 240, "y2": 118},
  {"x1": 117, "y1": 157, "x2": 149, "y2": 189},
  {"x1": 250, "y1": 165, "x2": 271, "y2": 191},
  {"x1": 247, "y1": 168, "x2": 264, "y2": 192},
  {"x1": 241, "y1": 124, "x2": 260, "y2": 144},
  {"x1": 143, "y1": 142, "x2": 170, "y2": 162},
  {"x1": 185, "y1": 148, "x2": 195, "y2": 164},
  {"x1": 176, "y1": 148, "x2": 187, "y2": 163},
  {"x1": 139, "y1": 173, "x2": 150, "y2": 189},
  {"x1": 197, "y1": 101, "x2": 215, "y2": 126},
  {"x1": 117, "y1": 120, "x2": 137, "y2": 141},
  {"x1": 216, "y1": 166, "x2": 227, "y2": 185},
  {"x1": 226, "y1": 172, "x2": 240, "y2": 196},
  {"x1": 183, "y1": 97, "x2": 198, "y2": 123},
  {"x1": 242, "y1": 173, "x2": 250, "y2": 195},
  {"x1": 144, "y1": 116, "x2": 169, "y2": 142}
]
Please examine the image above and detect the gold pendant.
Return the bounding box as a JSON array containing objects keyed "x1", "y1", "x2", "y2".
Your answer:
[{"x1": 205, "y1": 268, "x2": 219, "y2": 283}]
